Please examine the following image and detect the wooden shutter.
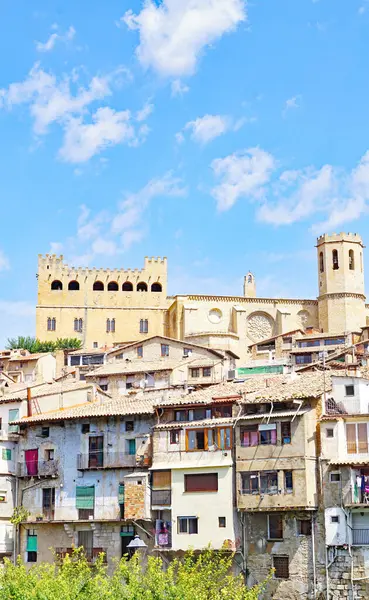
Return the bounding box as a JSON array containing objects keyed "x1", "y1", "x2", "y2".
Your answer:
[
  {"x1": 152, "y1": 471, "x2": 171, "y2": 489},
  {"x1": 358, "y1": 423, "x2": 368, "y2": 453},
  {"x1": 184, "y1": 473, "x2": 218, "y2": 492},
  {"x1": 346, "y1": 424, "x2": 357, "y2": 454},
  {"x1": 76, "y1": 486, "x2": 95, "y2": 509}
]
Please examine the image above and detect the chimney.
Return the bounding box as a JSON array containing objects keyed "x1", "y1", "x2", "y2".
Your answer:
[{"x1": 27, "y1": 387, "x2": 32, "y2": 417}]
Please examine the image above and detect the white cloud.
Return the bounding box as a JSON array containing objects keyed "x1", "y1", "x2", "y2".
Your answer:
[
  {"x1": 59, "y1": 107, "x2": 136, "y2": 163},
  {"x1": 122, "y1": 0, "x2": 247, "y2": 77},
  {"x1": 135, "y1": 102, "x2": 154, "y2": 122},
  {"x1": 210, "y1": 147, "x2": 369, "y2": 233},
  {"x1": 0, "y1": 250, "x2": 10, "y2": 272},
  {"x1": 171, "y1": 79, "x2": 190, "y2": 97},
  {"x1": 36, "y1": 25, "x2": 75, "y2": 53},
  {"x1": 49, "y1": 242, "x2": 63, "y2": 254},
  {"x1": 211, "y1": 147, "x2": 276, "y2": 211},
  {"x1": 91, "y1": 238, "x2": 118, "y2": 255},
  {"x1": 122, "y1": 229, "x2": 145, "y2": 250},
  {"x1": 283, "y1": 95, "x2": 301, "y2": 116},
  {"x1": 184, "y1": 114, "x2": 230, "y2": 144}
]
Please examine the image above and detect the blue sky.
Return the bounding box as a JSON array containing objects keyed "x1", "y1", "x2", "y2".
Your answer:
[{"x1": 0, "y1": 0, "x2": 369, "y2": 346}]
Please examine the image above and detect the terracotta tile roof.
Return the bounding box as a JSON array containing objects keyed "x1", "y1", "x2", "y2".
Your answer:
[
  {"x1": 85, "y1": 359, "x2": 179, "y2": 377},
  {"x1": 238, "y1": 409, "x2": 308, "y2": 420},
  {"x1": 68, "y1": 348, "x2": 110, "y2": 356},
  {"x1": 248, "y1": 329, "x2": 304, "y2": 348},
  {"x1": 106, "y1": 335, "x2": 226, "y2": 359},
  {"x1": 154, "y1": 417, "x2": 233, "y2": 430},
  {"x1": 8, "y1": 353, "x2": 51, "y2": 362},
  {"x1": 0, "y1": 380, "x2": 97, "y2": 403},
  {"x1": 14, "y1": 395, "x2": 156, "y2": 424}
]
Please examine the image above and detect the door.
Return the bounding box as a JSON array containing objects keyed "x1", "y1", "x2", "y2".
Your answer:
[
  {"x1": 88, "y1": 436, "x2": 103, "y2": 468},
  {"x1": 42, "y1": 488, "x2": 55, "y2": 520},
  {"x1": 25, "y1": 449, "x2": 38, "y2": 476},
  {"x1": 78, "y1": 530, "x2": 93, "y2": 560}
]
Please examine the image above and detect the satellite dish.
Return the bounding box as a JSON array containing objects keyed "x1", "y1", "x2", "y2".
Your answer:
[{"x1": 139, "y1": 379, "x2": 146, "y2": 389}]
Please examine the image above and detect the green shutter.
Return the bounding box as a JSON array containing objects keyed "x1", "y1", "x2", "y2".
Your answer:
[
  {"x1": 26, "y1": 535, "x2": 37, "y2": 552},
  {"x1": 2, "y1": 448, "x2": 11, "y2": 460},
  {"x1": 118, "y1": 484, "x2": 125, "y2": 505},
  {"x1": 76, "y1": 486, "x2": 95, "y2": 509},
  {"x1": 128, "y1": 439, "x2": 136, "y2": 455}
]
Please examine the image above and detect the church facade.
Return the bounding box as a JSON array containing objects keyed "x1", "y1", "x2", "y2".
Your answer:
[{"x1": 36, "y1": 232, "x2": 368, "y2": 362}]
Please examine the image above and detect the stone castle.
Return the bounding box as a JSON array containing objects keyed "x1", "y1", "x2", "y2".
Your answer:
[{"x1": 36, "y1": 232, "x2": 368, "y2": 361}]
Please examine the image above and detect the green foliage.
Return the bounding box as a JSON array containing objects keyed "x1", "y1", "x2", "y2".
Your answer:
[
  {"x1": 0, "y1": 548, "x2": 268, "y2": 599},
  {"x1": 10, "y1": 506, "x2": 30, "y2": 525},
  {"x1": 5, "y1": 337, "x2": 82, "y2": 353}
]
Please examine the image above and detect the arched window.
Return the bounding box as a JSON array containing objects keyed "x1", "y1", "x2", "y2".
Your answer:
[
  {"x1": 48, "y1": 317, "x2": 56, "y2": 331},
  {"x1": 122, "y1": 282, "x2": 133, "y2": 291},
  {"x1": 74, "y1": 318, "x2": 83, "y2": 333},
  {"x1": 140, "y1": 319, "x2": 149, "y2": 334},
  {"x1": 51, "y1": 280, "x2": 63, "y2": 290},
  {"x1": 319, "y1": 252, "x2": 324, "y2": 273},
  {"x1": 349, "y1": 250, "x2": 355, "y2": 270},
  {"x1": 247, "y1": 274, "x2": 253, "y2": 284},
  {"x1": 151, "y1": 282, "x2": 162, "y2": 292},
  {"x1": 137, "y1": 282, "x2": 148, "y2": 292},
  {"x1": 106, "y1": 319, "x2": 111, "y2": 333},
  {"x1": 332, "y1": 250, "x2": 339, "y2": 270},
  {"x1": 106, "y1": 318, "x2": 116, "y2": 333},
  {"x1": 68, "y1": 280, "x2": 80, "y2": 290},
  {"x1": 108, "y1": 281, "x2": 119, "y2": 291},
  {"x1": 93, "y1": 281, "x2": 104, "y2": 291}
]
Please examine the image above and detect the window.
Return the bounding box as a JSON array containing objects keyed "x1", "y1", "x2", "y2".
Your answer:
[
  {"x1": 0, "y1": 491, "x2": 7, "y2": 503},
  {"x1": 8, "y1": 409, "x2": 19, "y2": 433},
  {"x1": 324, "y1": 337, "x2": 345, "y2": 346},
  {"x1": 331, "y1": 516, "x2": 340, "y2": 523},
  {"x1": 76, "y1": 486, "x2": 95, "y2": 519},
  {"x1": 332, "y1": 249, "x2": 339, "y2": 270},
  {"x1": 183, "y1": 348, "x2": 191, "y2": 357},
  {"x1": 45, "y1": 449, "x2": 54, "y2": 461},
  {"x1": 212, "y1": 405, "x2": 232, "y2": 418},
  {"x1": 175, "y1": 410, "x2": 188, "y2": 422},
  {"x1": 125, "y1": 421, "x2": 134, "y2": 432},
  {"x1": 191, "y1": 368, "x2": 200, "y2": 378},
  {"x1": 330, "y1": 472, "x2": 341, "y2": 483},
  {"x1": 27, "y1": 531, "x2": 38, "y2": 563},
  {"x1": 297, "y1": 519, "x2": 312, "y2": 535},
  {"x1": 139, "y1": 319, "x2": 148, "y2": 334},
  {"x1": 349, "y1": 249, "x2": 355, "y2": 270},
  {"x1": 78, "y1": 530, "x2": 93, "y2": 557},
  {"x1": 106, "y1": 318, "x2": 116, "y2": 333},
  {"x1": 51, "y1": 280, "x2": 62, "y2": 290},
  {"x1": 241, "y1": 472, "x2": 260, "y2": 494},
  {"x1": 186, "y1": 428, "x2": 232, "y2": 451},
  {"x1": 137, "y1": 345, "x2": 143, "y2": 358},
  {"x1": 2, "y1": 448, "x2": 11, "y2": 460},
  {"x1": 281, "y1": 422, "x2": 291, "y2": 445},
  {"x1": 184, "y1": 473, "x2": 218, "y2": 492},
  {"x1": 107, "y1": 281, "x2": 119, "y2": 291},
  {"x1": 74, "y1": 318, "x2": 83, "y2": 333},
  {"x1": 284, "y1": 471, "x2": 293, "y2": 492},
  {"x1": 93, "y1": 281, "x2": 104, "y2": 291},
  {"x1": 203, "y1": 367, "x2": 211, "y2": 377},
  {"x1": 137, "y1": 282, "x2": 148, "y2": 292},
  {"x1": 326, "y1": 428, "x2": 334, "y2": 438},
  {"x1": 260, "y1": 471, "x2": 278, "y2": 494},
  {"x1": 273, "y1": 556, "x2": 289, "y2": 579},
  {"x1": 42, "y1": 487, "x2": 55, "y2": 519},
  {"x1": 41, "y1": 426, "x2": 49, "y2": 438},
  {"x1": 81, "y1": 423, "x2": 90, "y2": 434},
  {"x1": 122, "y1": 282, "x2": 133, "y2": 291},
  {"x1": 88, "y1": 436, "x2": 103, "y2": 468},
  {"x1": 93, "y1": 342, "x2": 98, "y2": 348},
  {"x1": 170, "y1": 430, "x2": 180, "y2": 444},
  {"x1": 118, "y1": 484, "x2": 125, "y2": 518},
  {"x1": 178, "y1": 517, "x2": 198, "y2": 534},
  {"x1": 188, "y1": 408, "x2": 210, "y2": 421},
  {"x1": 218, "y1": 517, "x2": 226, "y2": 528},
  {"x1": 241, "y1": 424, "x2": 276, "y2": 447},
  {"x1": 259, "y1": 425, "x2": 277, "y2": 446},
  {"x1": 296, "y1": 354, "x2": 312, "y2": 364},
  {"x1": 47, "y1": 317, "x2": 56, "y2": 331},
  {"x1": 345, "y1": 385, "x2": 355, "y2": 397},
  {"x1": 187, "y1": 430, "x2": 205, "y2": 450},
  {"x1": 268, "y1": 514, "x2": 283, "y2": 540},
  {"x1": 346, "y1": 423, "x2": 368, "y2": 454},
  {"x1": 241, "y1": 426, "x2": 258, "y2": 448},
  {"x1": 68, "y1": 280, "x2": 79, "y2": 290},
  {"x1": 151, "y1": 282, "x2": 162, "y2": 292},
  {"x1": 319, "y1": 251, "x2": 324, "y2": 273},
  {"x1": 127, "y1": 439, "x2": 136, "y2": 455},
  {"x1": 161, "y1": 344, "x2": 169, "y2": 357}
]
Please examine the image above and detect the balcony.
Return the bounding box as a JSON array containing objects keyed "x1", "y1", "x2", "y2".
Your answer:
[
  {"x1": 151, "y1": 489, "x2": 171, "y2": 507},
  {"x1": 55, "y1": 547, "x2": 107, "y2": 562},
  {"x1": 17, "y1": 459, "x2": 59, "y2": 478},
  {"x1": 352, "y1": 529, "x2": 369, "y2": 545},
  {"x1": 154, "y1": 520, "x2": 172, "y2": 549},
  {"x1": 77, "y1": 452, "x2": 136, "y2": 470}
]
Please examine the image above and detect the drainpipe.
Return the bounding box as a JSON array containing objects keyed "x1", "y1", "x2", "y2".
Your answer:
[
  {"x1": 311, "y1": 513, "x2": 317, "y2": 599},
  {"x1": 27, "y1": 387, "x2": 32, "y2": 417}
]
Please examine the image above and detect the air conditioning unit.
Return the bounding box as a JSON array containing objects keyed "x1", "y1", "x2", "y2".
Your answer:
[{"x1": 227, "y1": 370, "x2": 236, "y2": 380}]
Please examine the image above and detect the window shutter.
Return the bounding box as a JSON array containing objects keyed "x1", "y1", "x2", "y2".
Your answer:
[
  {"x1": 76, "y1": 486, "x2": 95, "y2": 509},
  {"x1": 26, "y1": 535, "x2": 37, "y2": 552},
  {"x1": 185, "y1": 473, "x2": 218, "y2": 492},
  {"x1": 2, "y1": 448, "x2": 11, "y2": 460},
  {"x1": 346, "y1": 424, "x2": 357, "y2": 454},
  {"x1": 152, "y1": 471, "x2": 171, "y2": 489},
  {"x1": 118, "y1": 484, "x2": 125, "y2": 505},
  {"x1": 358, "y1": 423, "x2": 368, "y2": 453}
]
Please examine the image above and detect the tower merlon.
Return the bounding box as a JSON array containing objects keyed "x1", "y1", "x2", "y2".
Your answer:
[{"x1": 316, "y1": 232, "x2": 364, "y2": 247}]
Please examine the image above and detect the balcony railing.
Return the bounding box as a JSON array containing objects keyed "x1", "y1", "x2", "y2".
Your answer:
[
  {"x1": 77, "y1": 452, "x2": 136, "y2": 470},
  {"x1": 151, "y1": 489, "x2": 171, "y2": 506},
  {"x1": 17, "y1": 459, "x2": 59, "y2": 478},
  {"x1": 326, "y1": 397, "x2": 361, "y2": 415},
  {"x1": 352, "y1": 529, "x2": 369, "y2": 545},
  {"x1": 55, "y1": 547, "x2": 107, "y2": 562}
]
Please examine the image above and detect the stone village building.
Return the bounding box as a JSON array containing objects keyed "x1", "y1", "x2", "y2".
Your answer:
[{"x1": 36, "y1": 232, "x2": 369, "y2": 363}]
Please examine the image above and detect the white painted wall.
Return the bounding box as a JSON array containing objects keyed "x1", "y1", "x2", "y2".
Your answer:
[
  {"x1": 321, "y1": 419, "x2": 369, "y2": 463},
  {"x1": 328, "y1": 376, "x2": 369, "y2": 415},
  {"x1": 325, "y1": 507, "x2": 348, "y2": 546}
]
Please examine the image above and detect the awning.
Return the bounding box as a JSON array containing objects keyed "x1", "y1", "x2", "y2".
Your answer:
[
  {"x1": 76, "y1": 486, "x2": 95, "y2": 509},
  {"x1": 26, "y1": 535, "x2": 37, "y2": 552},
  {"x1": 118, "y1": 484, "x2": 125, "y2": 505}
]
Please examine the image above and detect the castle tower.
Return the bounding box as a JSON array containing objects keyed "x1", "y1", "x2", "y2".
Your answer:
[
  {"x1": 243, "y1": 272, "x2": 256, "y2": 298},
  {"x1": 317, "y1": 233, "x2": 366, "y2": 333}
]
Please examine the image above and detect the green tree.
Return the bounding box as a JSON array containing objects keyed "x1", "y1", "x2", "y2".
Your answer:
[
  {"x1": 5, "y1": 337, "x2": 82, "y2": 354},
  {"x1": 6, "y1": 336, "x2": 37, "y2": 352},
  {"x1": 0, "y1": 548, "x2": 268, "y2": 599}
]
